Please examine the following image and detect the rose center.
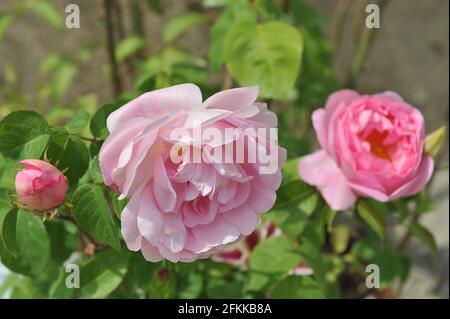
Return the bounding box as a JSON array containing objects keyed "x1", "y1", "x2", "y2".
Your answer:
[{"x1": 363, "y1": 130, "x2": 391, "y2": 161}]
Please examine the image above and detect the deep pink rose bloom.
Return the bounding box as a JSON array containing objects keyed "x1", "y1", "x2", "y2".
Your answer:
[
  {"x1": 99, "y1": 84, "x2": 285, "y2": 262},
  {"x1": 299, "y1": 90, "x2": 434, "y2": 211},
  {"x1": 15, "y1": 159, "x2": 68, "y2": 210}
]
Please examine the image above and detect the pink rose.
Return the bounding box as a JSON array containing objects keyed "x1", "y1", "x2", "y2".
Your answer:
[
  {"x1": 299, "y1": 90, "x2": 434, "y2": 211},
  {"x1": 99, "y1": 84, "x2": 285, "y2": 262},
  {"x1": 15, "y1": 159, "x2": 68, "y2": 210}
]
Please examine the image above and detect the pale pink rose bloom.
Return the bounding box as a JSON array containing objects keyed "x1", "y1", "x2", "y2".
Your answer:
[
  {"x1": 299, "y1": 90, "x2": 434, "y2": 211},
  {"x1": 214, "y1": 222, "x2": 314, "y2": 276},
  {"x1": 99, "y1": 84, "x2": 286, "y2": 262},
  {"x1": 15, "y1": 159, "x2": 68, "y2": 210}
]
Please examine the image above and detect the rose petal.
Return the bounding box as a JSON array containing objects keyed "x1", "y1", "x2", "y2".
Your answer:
[
  {"x1": 390, "y1": 156, "x2": 434, "y2": 199},
  {"x1": 299, "y1": 150, "x2": 357, "y2": 210}
]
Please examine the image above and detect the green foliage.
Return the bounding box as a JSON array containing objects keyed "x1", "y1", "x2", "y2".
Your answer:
[
  {"x1": 115, "y1": 36, "x2": 145, "y2": 63},
  {"x1": 136, "y1": 47, "x2": 208, "y2": 92},
  {"x1": 0, "y1": 111, "x2": 50, "y2": 159},
  {"x1": 71, "y1": 184, "x2": 121, "y2": 250},
  {"x1": 0, "y1": 12, "x2": 13, "y2": 41},
  {"x1": 209, "y1": 0, "x2": 256, "y2": 72},
  {"x1": 408, "y1": 222, "x2": 437, "y2": 253},
  {"x1": 80, "y1": 249, "x2": 130, "y2": 298},
  {"x1": 67, "y1": 109, "x2": 90, "y2": 134},
  {"x1": 145, "y1": 0, "x2": 163, "y2": 14},
  {"x1": 224, "y1": 20, "x2": 303, "y2": 99},
  {"x1": 40, "y1": 54, "x2": 78, "y2": 101},
  {"x1": 26, "y1": 0, "x2": 64, "y2": 31},
  {"x1": 270, "y1": 276, "x2": 324, "y2": 299},
  {"x1": 164, "y1": 13, "x2": 209, "y2": 43},
  {"x1": 148, "y1": 267, "x2": 177, "y2": 298},
  {"x1": 356, "y1": 200, "x2": 386, "y2": 241},
  {"x1": 90, "y1": 103, "x2": 120, "y2": 140},
  {"x1": 352, "y1": 240, "x2": 411, "y2": 286},
  {"x1": 247, "y1": 236, "x2": 301, "y2": 291},
  {"x1": 47, "y1": 130, "x2": 90, "y2": 184},
  {"x1": 0, "y1": 209, "x2": 50, "y2": 277}
]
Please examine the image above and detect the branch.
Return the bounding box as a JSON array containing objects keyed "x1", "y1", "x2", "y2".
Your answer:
[
  {"x1": 100, "y1": 0, "x2": 122, "y2": 97},
  {"x1": 346, "y1": 0, "x2": 389, "y2": 88}
]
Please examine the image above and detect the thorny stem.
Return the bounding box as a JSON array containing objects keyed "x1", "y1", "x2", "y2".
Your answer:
[{"x1": 29, "y1": 206, "x2": 109, "y2": 249}]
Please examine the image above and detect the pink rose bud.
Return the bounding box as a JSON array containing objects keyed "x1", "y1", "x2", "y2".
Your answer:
[
  {"x1": 299, "y1": 90, "x2": 434, "y2": 211},
  {"x1": 15, "y1": 159, "x2": 68, "y2": 210}
]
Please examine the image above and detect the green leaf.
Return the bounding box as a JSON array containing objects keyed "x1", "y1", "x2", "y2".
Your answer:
[
  {"x1": 148, "y1": 267, "x2": 176, "y2": 298},
  {"x1": 81, "y1": 249, "x2": 130, "y2": 298},
  {"x1": 352, "y1": 240, "x2": 410, "y2": 286},
  {"x1": 265, "y1": 180, "x2": 315, "y2": 237},
  {"x1": 247, "y1": 272, "x2": 270, "y2": 292},
  {"x1": 224, "y1": 21, "x2": 303, "y2": 99},
  {"x1": 0, "y1": 12, "x2": 13, "y2": 41},
  {"x1": 0, "y1": 111, "x2": 49, "y2": 158},
  {"x1": 20, "y1": 134, "x2": 50, "y2": 159},
  {"x1": 115, "y1": 36, "x2": 145, "y2": 63},
  {"x1": 291, "y1": 0, "x2": 327, "y2": 28},
  {"x1": 47, "y1": 132, "x2": 89, "y2": 184},
  {"x1": 202, "y1": 0, "x2": 228, "y2": 7},
  {"x1": 249, "y1": 236, "x2": 301, "y2": 275},
  {"x1": 112, "y1": 193, "x2": 128, "y2": 219},
  {"x1": 145, "y1": 0, "x2": 163, "y2": 14},
  {"x1": 178, "y1": 272, "x2": 203, "y2": 298},
  {"x1": 206, "y1": 277, "x2": 243, "y2": 298},
  {"x1": 409, "y1": 222, "x2": 437, "y2": 253},
  {"x1": 49, "y1": 268, "x2": 76, "y2": 298},
  {"x1": 126, "y1": 253, "x2": 159, "y2": 292},
  {"x1": 45, "y1": 221, "x2": 76, "y2": 264},
  {"x1": 270, "y1": 276, "x2": 325, "y2": 299},
  {"x1": 298, "y1": 224, "x2": 326, "y2": 287},
  {"x1": 331, "y1": 224, "x2": 351, "y2": 254},
  {"x1": 67, "y1": 109, "x2": 90, "y2": 133},
  {"x1": 78, "y1": 43, "x2": 95, "y2": 62},
  {"x1": 163, "y1": 13, "x2": 209, "y2": 43},
  {"x1": 356, "y1": 200, "x2": 386, "y2": 240},
  {"x1": 72, "y1": 184, "x2": 121, "y2": 250},
  {"x1": 281, "y1": 157, "x2": 300, "y2": 184},
  {"x1": 255, "y1": 0, "x2": 283, "y2": 21},
  {"x1": 26, "y1": 0, "x2": 64, "y2": 30},
  {"x1": 0, "y1": 156, "x2": 16, "y2": 190},
  {"x1": 51, "y1": 60, "x2": 77, "y2": 100},
  {"x1": 90, "y1": 103, "x2": 120, "y2": 139},
  {"x1": 0, "y1": 273, "x2": 18, "y2": 298},
  {"x1": 40, "y1": 53, "x2": 64, "y2": 74},
  {"x1": 209, "y1": 0, "x2": 256, "y2": 72},
  {"x1": 0, "y1": 209, "x2": 50, "y2": 277}
]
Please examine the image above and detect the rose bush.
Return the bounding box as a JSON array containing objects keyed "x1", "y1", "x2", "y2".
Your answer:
[{"x1": 0, "y1": 0, "x2": 446, "y2": 299}]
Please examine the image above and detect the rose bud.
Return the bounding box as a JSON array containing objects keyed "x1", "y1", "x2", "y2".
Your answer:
[
  {"x1": 15, "y1": 159, "x2": 68, "y2": 210},
  {"x1": 299, "y1": 90, "x2": 434, "y2": 211}
]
